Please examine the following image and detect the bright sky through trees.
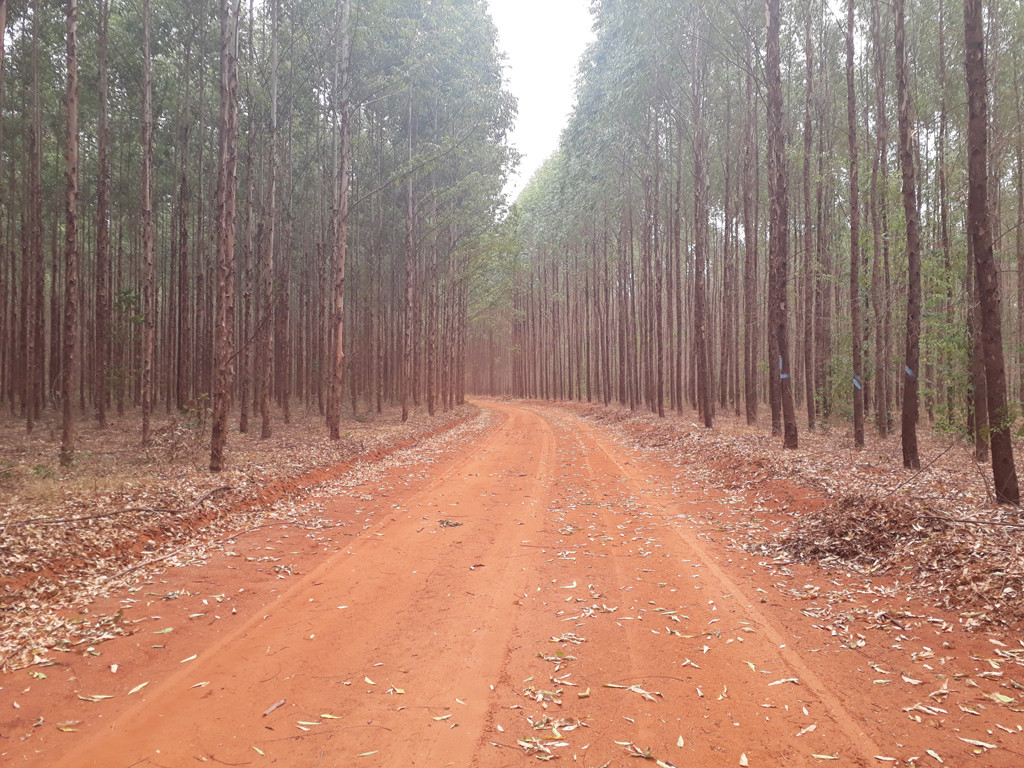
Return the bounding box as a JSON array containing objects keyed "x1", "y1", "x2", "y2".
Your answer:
[{"x1": 487, "y1": 0, "x2": 595, "y2": 202}]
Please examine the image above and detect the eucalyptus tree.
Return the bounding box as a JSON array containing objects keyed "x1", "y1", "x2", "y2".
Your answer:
[
  {"x1": 964, "y1": 0, "x2": 1020, "y2": 503},
  {"x1": 895, "y1": 0, "x2": 922, "y2": 469},
  {"x1": 209, "y1": 0, "x2": 241, "y2": 472},
  {"x1": 60, "y1": 0, "x2": 80, "y2": 466}
]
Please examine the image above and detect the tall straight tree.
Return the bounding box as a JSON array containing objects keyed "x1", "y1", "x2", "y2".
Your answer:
[
  {"x1": 692, "y1": 15, "x2": 711, "y2": 428},
  {"x1": 766, "y1": 0, "x2": 798, "y2": 448},
  {"x1": 26, "y1": 0, "x2": 43, "y2": 432},
  {"x1": 210, "y1": 0, "x2": 240, "y2": 471},
  {"x1": 326, "y1": 0, "x2": 351, "y2": 440},
  {"x1": 963, "y1": 0, "x2": 1020, "y2": 503},
  {"x1": 259, "y1": 0, "x2": 279, "y2": 439},
  {"x1": 141, "y1": 0, "x2": 155, "y2": 446},
  {"x1": 802, "y1": 3, "x2": 816, "y2": 431},
  {"x1": 847, "y1": 0, "x2": 864, "y2": 448},
  {"x1": 94, "y1": 0, "x2": 110, "y2": 428},
  {"x1": 60, "y1": 0, "x2": 80, "y2": 465},
  {"x1": 742, "y1": 58, "x2": 758, "y2": 425},
  {"x1": 895, "y1": 0, "x2": 921, "y2": 469}
]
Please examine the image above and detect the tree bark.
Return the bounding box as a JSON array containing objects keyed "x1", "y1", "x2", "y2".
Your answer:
[
  {"x1": 766, "y1": 0, "x2": 798, "y2": 448},
  {"x1": 693, "y1": 22, "x2": 711, "y2": 428},
  {"x1": 895, "y1": 0, "x2": 922, "y2": 469},
  {"x1": 141, "y1": 0, "x2": 156, "y2": 446},
  {"x1": 209, "y1": 0, "x2": 240, "y2": 471},
  {"x1": 260, "y1": 0, "x2": 279, "y2": 439},
  {"x1": 964, "y1": 0, "x2": 1020, "y2": 503},
  {"x1": 327, "y1": 0, "x2": 351, "y2": 439},
  {"x1": 94, "y1": 0, "x2": 110, "y2": 428},
  {"x1": 60, "y1": 0, "x2": 80, "y2": 466},
  {"x1": 742, "y1": 62, "x2": 758, "y2": 425},
  {"x1": 802, "y1": 5, "x2": 816, "y2": 431},
  {"x1": 847, "y1": 0, "x2": 865, "y2": 448}
]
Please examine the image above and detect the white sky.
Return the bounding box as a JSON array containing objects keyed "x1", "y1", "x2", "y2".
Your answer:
[{"x1": 486, "y1": 0, "x2": 596, "y2": 203}]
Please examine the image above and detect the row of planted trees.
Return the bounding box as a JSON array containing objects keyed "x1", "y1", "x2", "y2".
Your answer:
[
  {"x1": 469, "y1": 0, "x2": 1020, "y2": 503},
  {"x1": 0, "y1": 0, "x2": 515, "y2": 469}
]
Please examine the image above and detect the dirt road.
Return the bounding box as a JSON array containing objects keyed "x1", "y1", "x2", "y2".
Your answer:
[{"x1": 3, "y1": 402, "x2": 1021, "y2": 766}]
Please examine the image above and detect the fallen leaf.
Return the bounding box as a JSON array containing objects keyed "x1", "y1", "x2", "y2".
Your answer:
[{"x1": 958, "y1": 737, "x2": 996, "y2": 749}]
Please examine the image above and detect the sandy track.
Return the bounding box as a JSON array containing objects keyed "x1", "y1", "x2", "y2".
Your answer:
[{"x1": 3, "y1": 401, "x2": 1021, "y2": 767}]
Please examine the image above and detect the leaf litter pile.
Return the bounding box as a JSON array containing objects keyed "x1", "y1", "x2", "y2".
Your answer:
[
  {"x1": 565, "y1": 402, "x2": 1024, "y2": 628},
  {"x1": 0, "y1": 405, "x2": 480, "y2": 671}
]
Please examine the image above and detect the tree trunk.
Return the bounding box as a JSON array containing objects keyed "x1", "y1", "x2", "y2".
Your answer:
[
  {"x1": 693, "y1": 22, "x2": 711, "y2": 428},
  {"x1": 847, "y1": 0, "x2": 865, "y2": 448},
  {"x1": 209, "y1": 0, "x2": 240, "y2": 471},
  {"x1": 767, "y1": 0, "x2": 798, "y2": 448},
  {"x1": 870, "y1": 0, "x2": 890, "y2": 436},
  {"x1": 141, "y1": 0, "x2": 156, "y2": 446},
  {"x1": 94, "y1": 0, "x2": 110, "y2": 428},
  {"x1": 327, "y1": 0, "x2": 350, "y2": 439},
  {"x1": 802, "y1": 6, "x2": 816, "y2": 431},
  {"x1": 964, "y1": 0, "x2": 1020, "y2": 503},
  {"x1": 60, "y1": 0, "x2": 80, "y2": 466},
  {"x1": 260, "y1": 0, "x2": 279, "y2": 439},
  {"x1": 895, "y1": 0, "x2": 922, "y2": 469},
  {"x1": 742, "y1": 63, "x2": 758, "y2": 425}
]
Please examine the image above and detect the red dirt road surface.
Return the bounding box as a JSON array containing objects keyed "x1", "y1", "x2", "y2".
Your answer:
[{"x1": 3, "y1": 402, "x2": 1022, "y2": 767}]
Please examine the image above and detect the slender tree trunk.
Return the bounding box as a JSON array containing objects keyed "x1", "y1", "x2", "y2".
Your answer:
[
  {"x1": 401, "y1": 94, "x2": 414, "y2": 423},
  {"x1": 964, "y1": 0, "x2": 1020, "y2": 503},
  {"x1": 327, "y1": 0, "x2": 350, "y2": 439},
  {"x1": 803, "y1": 5, "x2": 816, "y2": 430},
  {"x1": 743, "y1": 64, "x2": 758, "y2": 425},
  {"x1": 26, "y1": 0, "x2": 42, "y2": 432},
  {"x1": 141, "y1": 0, "x2": 156, "y2": 446},
  {"x1": 1016, "y1": 62, "x2": 1024, "y2": 407},
  {"x1": 60, "y1": 0, "x2": 80, "y2": 466},
  {"x1": 895, "y1": 0, "x2": 922, "y2": 468},
  {"x1": 260, "y1": 0, "x2": 279, "y2": 439},
  {"x1": 767, "y1": 0, "x2": 798, "y2": 448},
  {"x1": 0, "y1": 0, "x2": 5, "y2": 412},
  {"x1": 870, "y1": 0, "x2": 890, "y2": 436},
  {"x1": 209, "y1": 0, "x2": 240, "y2": 471},
  {"x1": 937, "y1": 0, "x2": 955, "y2": 424},
  {"x1": 847, "y1": 0, "x2": 865, "y2": 448},
  {"x1": 94, "y1": 0, "x2": 110, "y2": 428},
  {"x1": 693, "y1": 23, "x2": 711, "y2": 428}
]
